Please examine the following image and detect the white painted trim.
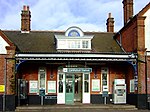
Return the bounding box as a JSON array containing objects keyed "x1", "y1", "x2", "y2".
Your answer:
[
  {"x1": 144, "y1": 9, "x2": 150, "y2": 51},
  {"x1": 0, "y1": 36, "x2": 9, "y2": 54},
  {"x1": 16, "y1": 53, "x2": 136, "y2": 59},
  {"x1": 57, "y1": 73, "x2": 65, "y2": 104},
  {"x1": 65, "y1": 26, "x2": 84, "y2": 37},
  {"x1": 101, "y1": 67, "x2": 109, "y2": 92},
  {"x1": 82, "y1": 73, "x2": 90, "y2": 103},
  {"x1": 38, "y1": 67, "x2": 47, "y2": 92}
]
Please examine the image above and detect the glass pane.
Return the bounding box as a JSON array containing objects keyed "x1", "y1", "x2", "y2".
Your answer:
[
  {"x1": 66, "y1": 75, "x2": 73, "y2": 93},
  {"x1": 102, "y1": 73, "x2": 107, "y2": 85},
  {"x1": 84, "y1": 74, "x2": 89, "y2": 93},
  {"x1": 40, "y1": 72, "x2": 45, "y2": 88},
  {"x1": 84, "y1": 81, "x2": 89, "y2": 92},
  {"x1": 59, "y1": 74, "x2": 63, "y2": 93},
  {"x1": 82, "y1": 40, "x2": 88, "y2": 48},
  {"x1": 84, "y1": 74, "x2": 89, "y2": 80}
]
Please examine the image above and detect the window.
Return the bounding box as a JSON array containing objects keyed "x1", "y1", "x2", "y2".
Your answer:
[
  {"x1": 39, "y1": 67, "x2": 46, "y2": 89},
  {"x1": 68, "y1": 40, "x2": 80, "y2": 49},
  {"x1": 82, "y1": 40, "x2": 89, "y2": 48},
  {"x1": 55, "y1": 26, "x2": 93, "y2": 50},
  {"x1": 84, "y1": 74, "x2": 89, "y2": 93},
  {"x1": 68, "y1": 30, "x2": 80, "y2": 37},
  {"x1": 101, "y1": 68, "x2": 109, "y2": 92},
  {"x1": 58, "y1": 74, "x2": 63, "y2": 93}
]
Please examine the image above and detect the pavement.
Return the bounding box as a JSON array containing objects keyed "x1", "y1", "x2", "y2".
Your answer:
[{"x1": 15, "y1": 104, "x2": 150, "y2": 112}]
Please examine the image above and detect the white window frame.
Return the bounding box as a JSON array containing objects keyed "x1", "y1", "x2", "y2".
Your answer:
[
  {"x1": 57, "y1": 39, "x2": 91, "y2": 50},
  {"x1": 38, "y1": 67, "x2": 47, "y2": 90},
  {"x1": 101, "y1": 67, "x2": 109, "y2": 92}
]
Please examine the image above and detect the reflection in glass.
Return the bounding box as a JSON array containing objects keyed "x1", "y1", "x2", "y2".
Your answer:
[
  {"x1": 40, "y1": 72, "x2": 45, "y2": 88},
  {"x1": 66, "y1": 75, "x2": 73, "y2": 93},
  {"x1": 84, "y1": 74, "x2": 89, "y2": 93},
  {"x1": 59, "y1": 74, "x2": 63, "y2": 93}
]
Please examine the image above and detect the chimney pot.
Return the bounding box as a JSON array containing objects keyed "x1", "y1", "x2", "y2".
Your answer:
[
  {"x1": 23, "y1": 5, "x2": 29, "y2": 11},
  {"x1": 109, "y1": 13, "x2": 111, "y2": 18}
]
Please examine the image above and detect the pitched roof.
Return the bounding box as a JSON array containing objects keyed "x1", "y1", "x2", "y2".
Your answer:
[
  {"x1": 2, "y1": 30, "x2": 122, "y2": 53},
  {"x1": 138, "y1": 2, "x2": 150, "y2": 16}
]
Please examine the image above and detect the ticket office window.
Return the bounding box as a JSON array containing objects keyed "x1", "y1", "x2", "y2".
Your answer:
[
  {"x1": 39, "y1": 67, "x2": 46, "y2": 89},
  {"x1": 101, "y1": 68, "x2": 109, "y2": 92}
]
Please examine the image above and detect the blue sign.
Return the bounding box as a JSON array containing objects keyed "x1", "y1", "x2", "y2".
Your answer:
[{"x1": 63, "y1": 68, "x2": 92, "y2": 73}]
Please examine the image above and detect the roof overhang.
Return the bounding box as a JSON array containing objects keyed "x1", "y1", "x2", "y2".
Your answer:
[{"x1": 15, "y1": 53, "x2": 137, "y2": 62}]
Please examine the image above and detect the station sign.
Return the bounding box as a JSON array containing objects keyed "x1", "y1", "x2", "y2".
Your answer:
[{"x1": 63, "y1": 68, "x2": 92, "y2": 73}]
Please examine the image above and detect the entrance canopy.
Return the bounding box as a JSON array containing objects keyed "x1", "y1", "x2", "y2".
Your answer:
[{"x1": 15, "y1": 52, "x2": 137, "y2": 62}]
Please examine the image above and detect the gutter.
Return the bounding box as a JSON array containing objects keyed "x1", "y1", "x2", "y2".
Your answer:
[{"x1": 115, "y1": 32, "x2": 126, "y2": 53}]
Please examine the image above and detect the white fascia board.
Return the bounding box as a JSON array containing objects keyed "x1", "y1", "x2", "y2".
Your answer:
[
  {"x1": 55, "y1": 34, "x2": 94, "y2": 39},
  {"x1": 15, "y1": 53, "x2": 136, "y2": 59}
]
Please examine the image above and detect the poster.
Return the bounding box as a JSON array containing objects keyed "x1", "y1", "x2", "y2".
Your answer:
[
  {"x1": 29, "y1": 80, "x2": 38, "y2": 93},
  {"x1": 48, "y1": 81, "x2": 56, "y2": 93},
  {"x1": 0, "y1": 85, "x2": 5, "y2": 92},
  {"x1": 130, "y1": 79, "x2": 135, "y2": 92},
  {"x1": 92, "y1": 79, "x2": 100, "y2": 91}
]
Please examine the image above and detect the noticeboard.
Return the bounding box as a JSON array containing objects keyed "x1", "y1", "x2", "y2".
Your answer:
[
  {"x1": 39, "y1": 89, "x2": 45, "y2": 96},
  {"x1": 102, "y1": 91, "x2": 108, "y2": 97}
]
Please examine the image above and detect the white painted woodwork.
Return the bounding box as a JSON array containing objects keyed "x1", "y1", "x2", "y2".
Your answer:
[
  {"x1": 82, "y1": 73, "x2": 90, "y2": 103},
  {"x1": 144, "y1": 9, "x2": 150, "y2": 52},
  {"x1": 0, "y1": 36, "x2": 9, "y2": 54},
  {"x1": 57, "y1": 73, "x2": 65, "y2": 104}
]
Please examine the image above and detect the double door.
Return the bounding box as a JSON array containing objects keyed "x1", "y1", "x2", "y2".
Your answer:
[{"x1": 57, "y1": 73, "x2": 90, "y2": 104}]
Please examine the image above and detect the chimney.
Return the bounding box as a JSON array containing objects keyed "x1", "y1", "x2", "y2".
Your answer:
[
  {"x1": 122, "y1": 0, "x2": 133, "y2": 25},
  {"x1": 106, "y1": 13, "x2": 114, "y2": 32},
  {"x1": 21, "y1": 5, "x2": 31, "y2": 33}
]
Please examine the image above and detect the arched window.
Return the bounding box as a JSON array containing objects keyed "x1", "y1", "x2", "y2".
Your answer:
[{"x1": 68, "y1": 30, "x2": 80, "y2": 37}]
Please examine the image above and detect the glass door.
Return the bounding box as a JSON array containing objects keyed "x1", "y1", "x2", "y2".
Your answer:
[
  {"x1": 82, "y1": 73, "x2": 90, "y2": 103},
  {"x1": 65, "y1": 74, "x2": 74, "y2": 104},
  {"x1": 57, "y1": 73, "x2": 65, "y2": 104}
]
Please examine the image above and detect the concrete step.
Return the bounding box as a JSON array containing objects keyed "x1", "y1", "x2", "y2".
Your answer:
[{"x1": 15, "y1": 104, "x2": 137, "y2": 111}]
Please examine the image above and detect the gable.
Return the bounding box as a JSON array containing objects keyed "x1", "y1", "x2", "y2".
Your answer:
[
  {"x1": 143, "y1": 9, "x2": 150, "y2": 51},
  {"x1": 0, "y1": 35, "x2": 10, "y2": 54}
]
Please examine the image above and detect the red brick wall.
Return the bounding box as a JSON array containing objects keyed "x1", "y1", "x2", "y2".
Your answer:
[
  {"x1": 115, "y1": 16, "x2": 146, "y2": 94},
  {"x1": 0, "y1": 55, "x2": 6, "y2": 95},
  {"x1": 18, "y1": 63, "x2": 58, "y2": 95},
  {"x1": 18, "y1": 63, "x2": 134, "y2": 95},
  {"x1": 116, "y1": 18, "x2": 137, "y2": 52}
]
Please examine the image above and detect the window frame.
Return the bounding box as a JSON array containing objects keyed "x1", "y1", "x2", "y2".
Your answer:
[{"x1": 38, "y1": 67, "x2": 47, "y2": 90}]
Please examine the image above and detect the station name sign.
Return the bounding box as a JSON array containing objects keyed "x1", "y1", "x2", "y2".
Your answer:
[{"x1": 63, "y1": 68, "x2": 92, "y2": 73}]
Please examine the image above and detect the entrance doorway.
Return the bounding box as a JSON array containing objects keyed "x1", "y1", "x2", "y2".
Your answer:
[
  {"x1": 74, "y1": 74, "x2": 82, "y2": 102},
  {"x1": 57, "y1": 69, "x2": 91, "y2": 104},
  {"x1": 65, "y1": 73, "x2": 82, "y2": 104}
]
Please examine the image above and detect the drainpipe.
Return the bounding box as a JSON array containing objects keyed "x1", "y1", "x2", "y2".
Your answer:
[{"x1": 115, "y1": 32, "x2": 126, "y2": 53}]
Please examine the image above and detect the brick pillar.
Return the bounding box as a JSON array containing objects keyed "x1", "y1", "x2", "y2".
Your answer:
[
  {"x1": 5, "y1": 46, "x2": 16, "y2": 95},
  {"x1": 136, "y1": 16, "x2": 147, "y2": 109}
]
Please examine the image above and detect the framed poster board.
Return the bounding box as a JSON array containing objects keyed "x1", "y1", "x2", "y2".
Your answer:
[
  {"x1": 29, "y1": 80, "x2": 38, "y2": 93},
  {"x1": 48, "y1": 81, "x2": 56, "y2": 93},
  {"x1": 130, "y1": 79, "x2": 135, "y2": 93},
  {"x1": 92, "y1": 79, "x2": 100, "y2": 91}
]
